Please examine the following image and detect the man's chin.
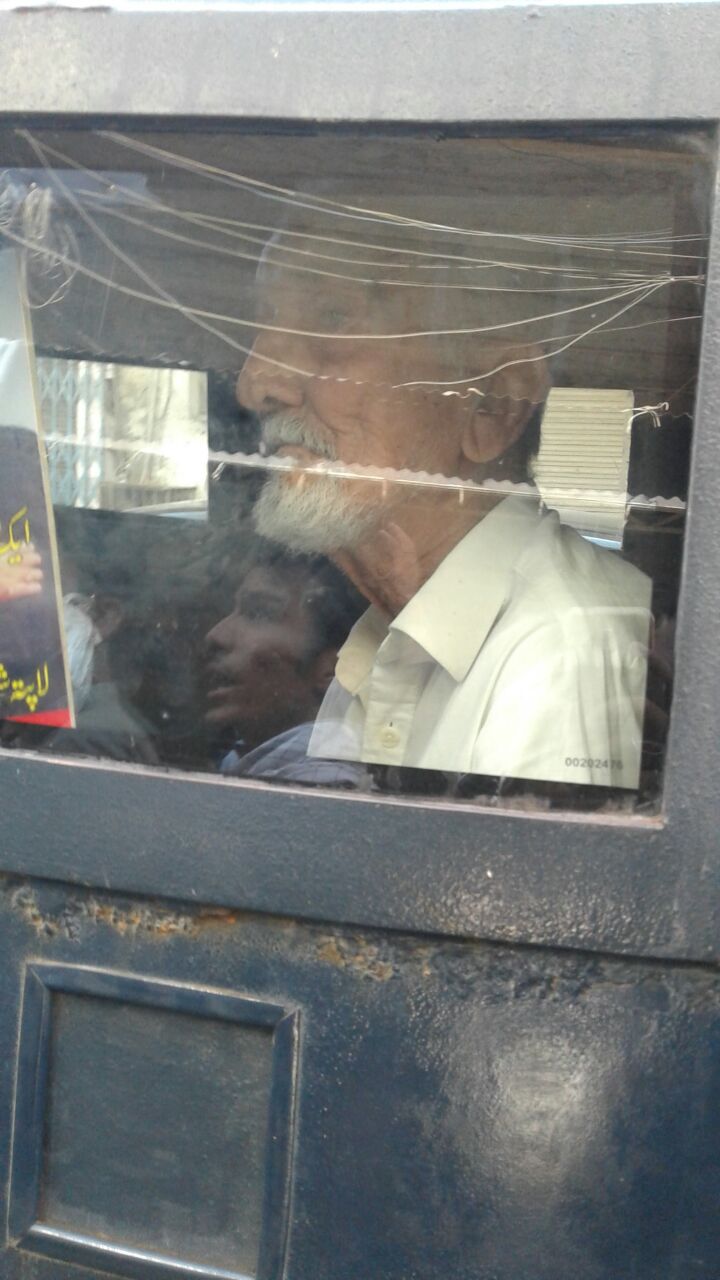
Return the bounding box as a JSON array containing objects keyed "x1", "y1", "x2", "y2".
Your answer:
[
  {"x1": 203, "y1": 700, "x2": 239, "y2": 729},
  {"x1": 253, "y1": 472, "x2": 379, "y2": 554}
]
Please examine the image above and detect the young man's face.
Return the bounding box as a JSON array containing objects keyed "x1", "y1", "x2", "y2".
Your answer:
[{"x1": 203, "y1": 564, "x2": 329, "y2": 740}]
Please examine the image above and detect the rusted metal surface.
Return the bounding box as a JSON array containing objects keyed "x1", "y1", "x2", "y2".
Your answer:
[
  {"x1": 10, "y1": 884, "x2": 247, "y2": 940},
  {"x1": 1, "y1": 874, "x2": 719, "y2": 1279},
  {"x1": 10, "y1": 884, "x2": 199, "y2": 939}
]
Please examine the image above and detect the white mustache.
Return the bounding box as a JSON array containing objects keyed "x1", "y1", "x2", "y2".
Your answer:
[{"x1": 259, "y1": 413, "x2": 336, "y2": 461}]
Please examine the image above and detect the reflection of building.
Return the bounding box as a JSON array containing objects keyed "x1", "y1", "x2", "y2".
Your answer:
[{"x1": 37, "y1": 358, "x2": 208, "y2": 511}]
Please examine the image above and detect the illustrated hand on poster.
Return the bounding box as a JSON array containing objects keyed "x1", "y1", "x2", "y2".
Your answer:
[{"x1": 0, "y1": 542, "x2": 43, "y2": 601}]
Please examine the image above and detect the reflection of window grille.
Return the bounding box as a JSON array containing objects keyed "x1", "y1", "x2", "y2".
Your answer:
[
  {"x1": 36, "y1": 358, "x2": 208, "y2": 512},
  {"x1": 37, "y1": 359, "x2": 106, "y2": 508}
]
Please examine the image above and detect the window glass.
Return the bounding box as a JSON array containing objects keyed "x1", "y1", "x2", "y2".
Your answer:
[
  {"x1": 38, "y1": 358, "x2": 208, "y2": 514},
  {"x1": 0, "y1": 124, "x2": 709, "y2": 813}
]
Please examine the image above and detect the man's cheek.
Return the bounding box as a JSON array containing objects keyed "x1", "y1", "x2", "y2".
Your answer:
[
  {"x1": 312, "y1": 385, "x2": 371, "y2": 430},
  {"x1": 248, "y1": 645, "x2": 302, "y2": 683}
]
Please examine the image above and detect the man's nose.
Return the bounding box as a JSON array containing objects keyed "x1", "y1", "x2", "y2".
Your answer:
[
  {"x1": 204, "y1": 615, "x2": 234, "y2": 654},
  {"x1": 236, "y1": 335, "x2": 307, "y2": 413}
]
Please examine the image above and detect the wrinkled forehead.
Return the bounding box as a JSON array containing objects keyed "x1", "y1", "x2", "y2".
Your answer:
[
  {"x1": 251, "y1": 210, "x2": 550, "y2": 343},
  {"x1": 254, "y1": 226, "x2": 431, "y2": 313},
  {"x1": 253, "y1": 244, "x2": 446, "y2": 351},
  {"x1": 256, "y1": 231, "x2": 377, "y2": 300},
  {"x1": 259, "y1": 204, "x2": 479, "y2": 267}
]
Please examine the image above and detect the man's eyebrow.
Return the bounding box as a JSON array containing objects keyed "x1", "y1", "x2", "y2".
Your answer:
[{"x1": 236, "y1": 585, "x2": 289, "y2": 606}]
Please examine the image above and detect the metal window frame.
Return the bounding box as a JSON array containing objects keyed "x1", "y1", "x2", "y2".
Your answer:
[{"x1": 1, "y1": 1, "x2": 719, "y2": 964}]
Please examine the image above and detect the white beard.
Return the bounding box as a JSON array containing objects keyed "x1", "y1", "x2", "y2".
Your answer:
[{"x1": 253, "y1": 469, "x2": 381, "y2": 554}]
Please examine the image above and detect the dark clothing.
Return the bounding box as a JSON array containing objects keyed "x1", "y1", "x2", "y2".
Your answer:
[{"x1": 221, "y1": 722, "x2": 369, "y2": 788}]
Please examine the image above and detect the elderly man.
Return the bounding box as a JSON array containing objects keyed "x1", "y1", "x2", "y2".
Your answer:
[{"x1": 236, "y1": 222, "x2": 651, "y2": 790}]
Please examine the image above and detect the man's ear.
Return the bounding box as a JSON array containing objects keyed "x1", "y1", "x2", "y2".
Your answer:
[
  {"x1": 310, "y1": 646, "x2": 338, "y2": 696},
  {"x1": 461, "y1": 343, "x2": 550, "y2": 465}
]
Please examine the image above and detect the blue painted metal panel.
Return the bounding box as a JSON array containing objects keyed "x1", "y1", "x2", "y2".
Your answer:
[{"x1": 0, "y1": 879, "x2": 718, "y2": 1280}]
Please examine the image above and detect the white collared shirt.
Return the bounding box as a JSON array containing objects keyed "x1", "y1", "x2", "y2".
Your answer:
[{"x1": 308, "y1": 497, "x2": 652, "y2": 789}]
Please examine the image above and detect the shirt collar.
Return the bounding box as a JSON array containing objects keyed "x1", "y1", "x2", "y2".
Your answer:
[
  {"x1": 335, "y1": 602, "x2": 389, "y2": 695},
  {"x1": 335, "y1": 495, "x2": 542, "y2": 692}
]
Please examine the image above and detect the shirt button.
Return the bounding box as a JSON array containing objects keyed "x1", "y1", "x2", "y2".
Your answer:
[{"x1": 380, "y1": 726, "x2": 400, "y2": 749}]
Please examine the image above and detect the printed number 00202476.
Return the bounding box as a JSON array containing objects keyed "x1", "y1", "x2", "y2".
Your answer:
[{"x1": 565, "y1": 756, "x2": 623, "y2": 770}]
